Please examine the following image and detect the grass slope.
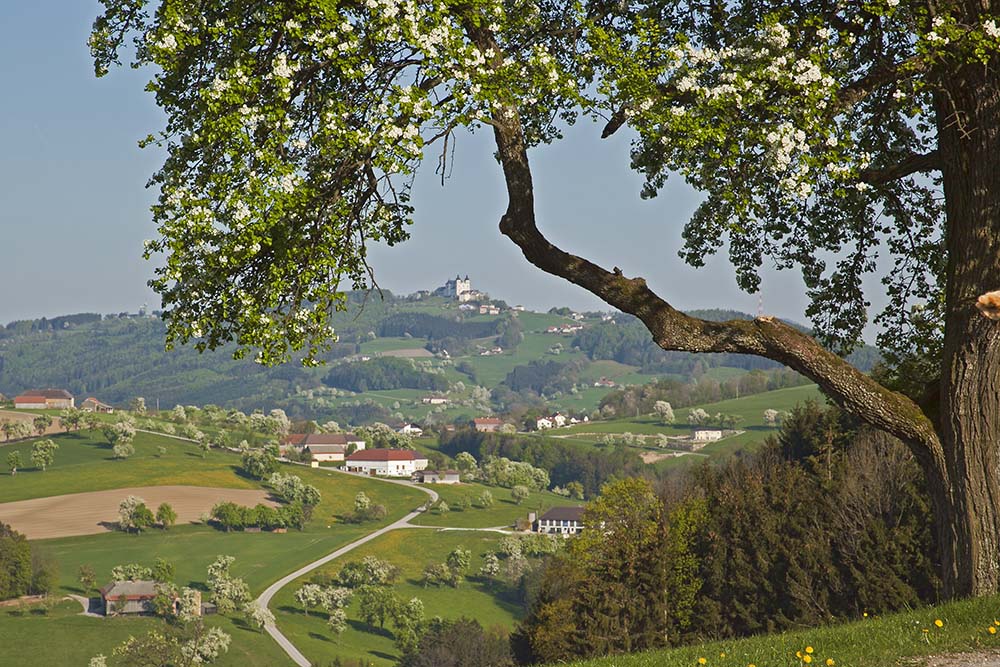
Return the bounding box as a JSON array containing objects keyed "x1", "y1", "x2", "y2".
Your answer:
[
  {"x1": 565, "y1": 594, "x2": 1000, "y2": 667},
  {"x1": 0, "y1": 431, "x2": 428, "y2": 665},
  {"x1": 272, "y1": 529, "x2": 521, "y2": 666},
  {"x1": 408, "y1": 482, "x2": 581, "y2": 528},
  {"x1": 0, "y1": 599, "x2": 293, "y2": 666}
]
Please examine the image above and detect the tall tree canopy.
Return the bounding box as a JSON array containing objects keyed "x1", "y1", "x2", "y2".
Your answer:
[{"x1": 92, "y1": 1, "x2": 1000, "y2": 596}]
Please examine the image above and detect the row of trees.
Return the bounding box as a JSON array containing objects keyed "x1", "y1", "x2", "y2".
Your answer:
[
  {"x1": 210, "y1": 501, "x2": 305, "y2": 532},
  {"x1": 118, "y1": 495, "x2": 176, "y2": 533},
  {"x1": 440, "y1": 429, "x2": 645, "y2": 498}
]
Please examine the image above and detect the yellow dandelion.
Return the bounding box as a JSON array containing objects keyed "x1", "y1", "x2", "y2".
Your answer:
[
  {"x1": 698, "y1": 659, "x2": 707, "y2": 666},
  {"x1": 720, "y1": 653, "x2": 726, "y2": 658},
  {"x1": 935, "y1": 619, "x2": 944, "y2": 628},
  {"x1": 826, "y1": 660, "x2": 835, "y2": 666},
  {"x1": 796, "y1": 651, "x2": 803, "y2": 658},
  {"x1": 749, "y1": 664, "x2": 757, "y2": 667},
  {"x1": 805, "y1": 647, "x2": 814, "y2": 654},
  {"x1": 803, "y1": 656, "x2": 813, "y2": 665},
  {"x1": 990, "y1": 626, "x2": 997, "y2": 635},
  {"x1": 863, "y1": 612, "x2": 868, "y2": 618},
  {"x1": 995, "y1": 619, "x2": 1000, "y2": 626}
]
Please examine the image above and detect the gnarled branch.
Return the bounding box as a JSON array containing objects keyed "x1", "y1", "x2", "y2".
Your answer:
[{"x1": 488, "y1": 103, "x2": 948, "y2": 488}]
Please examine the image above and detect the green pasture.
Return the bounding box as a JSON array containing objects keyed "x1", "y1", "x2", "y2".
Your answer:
[
  {"x1": 0, "y1": 599, "x2": 294, "y2": 667},
  {"x1": 272, "y1": 529, "x2": 522, "y2": 666},
  {"x1": 409, "y1": 482, "x2": 581, "y2": 528}
]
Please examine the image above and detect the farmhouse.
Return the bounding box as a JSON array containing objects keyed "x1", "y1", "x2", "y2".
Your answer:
[
  {"x1": 473, "y1": 417, "x2": 503, "y2": 432},
  {"x1": 535, "y1": 417, "x2": 553, "y2": 430},
  {"x1": 692, "y1": 429, "x2": 724, "y2": 442},
  {"x1": 345, "y1": 448, "x2": 429, "y2": 477},
  {"x1": 533, "y1": 506, "x2": 585, "y2": 536},
  {"x1": 100, "y1": 580, "x2": 160, "y2": 616},
  {"x1": 415, "y1": 469, "x2": 461, "y2": 484},
  {"x1": 100, "y1": 580, "x2": 202, "y2": 617},
  {"x1": 14, "y1": 389, "x2": 74, "y2": 409},
  {"x1": 396, "y1": 423, "x2": 423, "y2": 436},
  {"x1": 280, "y1": 433, "x2": 366, "y2": 457},
  {"x1": 305, "y1": 444, "x2": 348, "y2": 463},
  {"x1": 80, "y1": 397, "x2": 114, "y2": 413},
  {"x1": 421, "y1": 396, "x2": 449, "y2": 405}
]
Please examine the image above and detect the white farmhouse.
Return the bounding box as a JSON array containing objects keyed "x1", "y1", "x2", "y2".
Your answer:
[
  {"x1": 533, "y1": 507, "x2": 585, "y2": 536},
  {"x1": 535, "y1": 417, "x2": 553, "y2": 430},
  {"x1": 345, "y1": 449, "x2": 430, "y2": 477},
  {"x1": 692, "y1": 429, "x2": 724, "y2": 442}
]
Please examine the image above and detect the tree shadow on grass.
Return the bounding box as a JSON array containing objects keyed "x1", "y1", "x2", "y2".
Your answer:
[
  {"x1": 472, "y1": 580, "x2": 525, "y2": 617},
  {"x1": 308, "y1": 632, "x2": 334, "y2": 643},
  {"x1": 348, "y1": 619, "x2": 393, "y2": 639}
]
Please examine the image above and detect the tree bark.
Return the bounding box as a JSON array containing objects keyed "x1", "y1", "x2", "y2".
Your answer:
[{"x1": 934, "y1": 63, "x2": 1000, "y2": 597}]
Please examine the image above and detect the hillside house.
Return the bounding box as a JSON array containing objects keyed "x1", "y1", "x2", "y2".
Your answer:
[
  {"x1": 473, "y1": 417, "x2": 503, "y2": 433},
  {"x1": 345, "y1": 449, "x2": 429, "y2": 477},
  {"x1": 479, "y1": 304, "x2": 501, "y2": 315},
  {"x1": 14, "y1": 389, "x2": 74, "y2": 409},
  {"x1": 281, "y1": 433, "x2": 366, "y2": 457},
  {"x1": 305, "y1": 444, "x2": 349, "y2": 463},
  {"x1": 81, "y1": 397, "x2": 114, "y2": 413},
  {"x1": 535, "y1": 417, "x2": 553, "y2": 430},
  {"x1": 551, "y1": 413, "x2": 567, "y2": 428},
  {"x1": 397, "y1": 423, "x2": 423, "y2": 436},
  {"x1": 415, "y1": 469, "x2": 461, "y2": 484},
  {"x1": 692, "y1": 429, "x2": 724, "y2": 442},
  {"x1": 532, "y1": 506, "x2": 585, "y2": 536},
  {"x1": 593, "y1": 377, "x2": 617, "y2": 388},
  {"x1": 422, "y1": 396, "x2": 449, "y2": 405}
]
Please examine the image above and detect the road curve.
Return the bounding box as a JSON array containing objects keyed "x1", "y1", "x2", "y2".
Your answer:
[{"x1": 255, "y1": 469, "x2": 438, "y2": 667}]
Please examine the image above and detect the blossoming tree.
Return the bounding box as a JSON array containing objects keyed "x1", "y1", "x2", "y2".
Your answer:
[{"x1": 91, "y1": 1, "x2": 1000, "y2": 596}]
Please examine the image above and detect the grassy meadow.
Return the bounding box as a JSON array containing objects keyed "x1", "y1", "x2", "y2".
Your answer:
[
  {"x1": 0, "y1": 598, "x2": 294, "y2": 666},
  {"x1": 408, "y1": 481, "x2": 582, "y2": 528},
  {"x1": 271, "y1": 528, "x2": 525, "y2": 666},
  {"x1": 0, "y1": 428, "x2": 429, "y2": 666}
]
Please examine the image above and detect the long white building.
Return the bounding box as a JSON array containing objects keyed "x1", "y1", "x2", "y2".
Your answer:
[{"x1": 345, "y1": 449, "x2": 429, "y2": 477}]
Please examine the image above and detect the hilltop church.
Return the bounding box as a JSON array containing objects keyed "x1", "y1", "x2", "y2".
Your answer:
[{"x1": 435, "y1": 275, "x2": 487, "y2": 303}]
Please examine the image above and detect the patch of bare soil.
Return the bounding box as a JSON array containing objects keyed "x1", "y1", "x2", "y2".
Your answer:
[
  {"x1": 639, "y1": 451, "x2": 677, "y2": 464},
  {"x1": 918, "y1": 650, "x2": 1000, "y2": 667},
  {"x1": 0, "y1": 485, "x2": 276, "y2": 539}
]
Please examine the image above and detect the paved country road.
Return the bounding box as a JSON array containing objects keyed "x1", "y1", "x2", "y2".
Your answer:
[{"x1": 255, "y1": 469, "x2": 440, "y2": 667}]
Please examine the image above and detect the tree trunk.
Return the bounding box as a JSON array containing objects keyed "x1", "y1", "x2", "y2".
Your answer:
[{"x1": 935, "y1": 64, "x2": 1000, "y2": 597}]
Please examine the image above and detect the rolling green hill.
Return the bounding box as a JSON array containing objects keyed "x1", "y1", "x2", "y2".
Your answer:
[{"x1": 0, "y1": 296, "x2": 876, "y2": 428}]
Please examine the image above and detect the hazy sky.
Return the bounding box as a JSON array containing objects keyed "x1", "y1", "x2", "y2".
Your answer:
[{"x1": 0, "y1": 2, "x2": 870, "y2": 332}]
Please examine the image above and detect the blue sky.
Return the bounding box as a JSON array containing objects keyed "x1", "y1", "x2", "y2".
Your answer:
[{"x1": 0, "y1": 2, "x2": 843, "y2": 330}]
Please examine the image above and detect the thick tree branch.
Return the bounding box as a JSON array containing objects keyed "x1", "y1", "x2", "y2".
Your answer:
[
  {"x1": 488, "y1": 103, "x2": 949, "y2": 486},
  {"x1": 859, "y1": 150, "x2": 941, "y2": 184},
  {"x1": 836, "y1": 56, "x2": 928, "y2": 111}
]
